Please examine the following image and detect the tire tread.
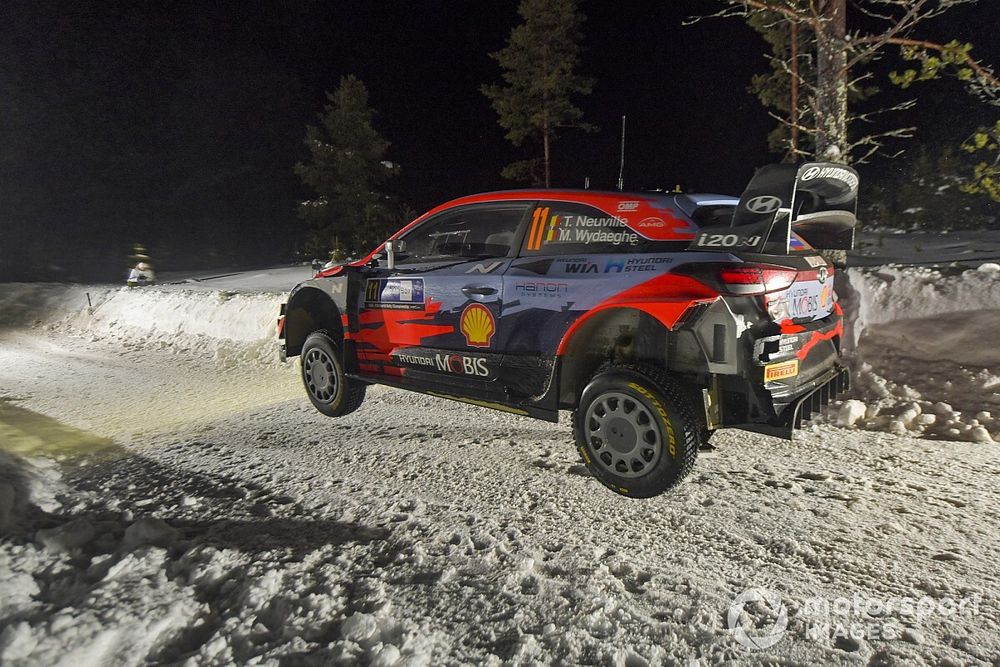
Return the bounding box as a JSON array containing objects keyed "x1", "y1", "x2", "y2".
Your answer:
[{"x1": 574, "y1": 362, "x2": 702, "y2": 497}]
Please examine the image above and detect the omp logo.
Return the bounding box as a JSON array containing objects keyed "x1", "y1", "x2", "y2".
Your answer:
[
  {"x1": 728, "y1": 588, "x2": 788, "y2": 650},
  {"x1": 617, "y1": 200, "x2": 640, "y2": 212},
  {"x1": 745, "y1": 195, "x2": 782, "y2": 214},
  {"x1": 435, "y1": 353, "x2": 489, "y2": 377},
  {"x1": 801, "y1": 166, "x2": 859, "y2": 190}
]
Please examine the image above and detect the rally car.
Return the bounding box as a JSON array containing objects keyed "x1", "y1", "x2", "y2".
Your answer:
[{"x1": 279, "y1": 162, "x2": 857, "y2": 498}]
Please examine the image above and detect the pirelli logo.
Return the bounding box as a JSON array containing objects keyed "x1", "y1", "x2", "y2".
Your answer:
[{"x1": 764, "y1": 359, "x2": 799, "y2": 382}]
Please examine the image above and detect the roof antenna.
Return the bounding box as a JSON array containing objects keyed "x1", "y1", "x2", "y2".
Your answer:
[{"x1": 617, "y1": 115, "x2": 626, "y2": 191}]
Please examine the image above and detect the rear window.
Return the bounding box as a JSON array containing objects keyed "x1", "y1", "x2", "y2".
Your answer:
[{"x1": 690, "y1": 205, "x2": 736, "y2": 228}]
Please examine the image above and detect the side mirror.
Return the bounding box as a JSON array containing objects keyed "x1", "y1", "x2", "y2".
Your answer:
[{"x1": 384, "y1": 239, "x2": 406, "y2": 270}]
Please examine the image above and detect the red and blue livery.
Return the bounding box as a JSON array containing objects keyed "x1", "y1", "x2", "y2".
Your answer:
[{"x1": 279, "y1": 163, "x2": 857, "y2": 497}]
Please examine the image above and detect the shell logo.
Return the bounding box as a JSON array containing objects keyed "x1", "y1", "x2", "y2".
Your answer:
[{"x1": 460, "y1": 303, "x2": 495, "y2": 348}]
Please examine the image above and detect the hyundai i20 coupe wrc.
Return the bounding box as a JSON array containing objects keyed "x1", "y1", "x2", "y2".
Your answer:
[{"x1": 279, "y1": 162, "x2": 857, "y2": 498}]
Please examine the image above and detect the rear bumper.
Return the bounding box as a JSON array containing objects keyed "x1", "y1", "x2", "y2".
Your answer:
[{"x1": 732, "y1": 365, "x2": 850, "y2": 440}]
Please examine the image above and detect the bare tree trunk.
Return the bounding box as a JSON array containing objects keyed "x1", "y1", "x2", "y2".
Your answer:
[
  {"x1": 789, "y1": 20, "x2": 800, "y2": 160},
  {"x1": 543, "y1": 128, "x2": 551, "y2": 188},
  {"x1": 816, "y1": 0, "x2": 848, "y2": 163}
]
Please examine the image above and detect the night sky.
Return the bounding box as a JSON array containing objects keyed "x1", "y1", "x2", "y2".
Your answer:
[{"x1": 1, "y1": 0, "x2": 997, "y2": 280}]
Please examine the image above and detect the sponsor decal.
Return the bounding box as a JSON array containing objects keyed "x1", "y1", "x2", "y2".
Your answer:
[
  {"x1": 564, "y1": 261, "x2": 599, "y2": 274},
  {"x1": 391, "y1": 349, "x2": 493, "y2": 378},
  {"x1": 817, "y1": 266, "x2": 828, "y2": 284},
  {"x1": 514, "y1": 281, "x2": 568, "y2": 297},
  {"x1": 778, "y1": 335, "x2": 799, "y2": 354},
  {"x1": 764, "y1": 359, "x2": 799, "y2": 382},
  {"x1": 437, "y1": 353, "x2": 490, "y2": 377},
  {"x1": 805, "y1": 255, "x2": 827, "y2": 268},
  {"x1": 800, "y1": 165, "x2": 859, "y2": 191},
  {"x1": 605, "y1": 258, "x2": 625, "y2": 273},
  {"x1": 328, "y1": 281, "x2": 345, "y2": 294},
  {"x1": 617, "y1": 200, "x2": 641, "y2": 212},
  {"x1": 783, "y1": 285, "x2": 830, "y2": 318},
  {"x1": 627, "y1": 382, "x2": 677, "y2": 456},
  {"x1": 745, "y1": 195, "x2": 782, "y2": 214},
  {"x1": 637, "y1": 217, "x2": 666, "y2": 228},
  {"x1": 609, "y1": 256, "x2": 673, "y2": 273},
  {"x1": 393, "y1": 352, "x2": 436, "y2": 367},
  {"x1": 460, "y1": 303, "x2": 496, "y2": 348},
  {"x1": 466, "y1": 260, "x2": 505, "y2": 274},
  {"x1": 365, "y1": 278, "x2": 424, "y2": 310}
]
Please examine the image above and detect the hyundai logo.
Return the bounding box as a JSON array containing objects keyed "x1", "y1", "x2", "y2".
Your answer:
[
  {"x1": 745, "y1": 195, "x2": 782, "y2": 214},
  {"x1": 817, "y1": 266, "x2": 828, "y2": 283}
]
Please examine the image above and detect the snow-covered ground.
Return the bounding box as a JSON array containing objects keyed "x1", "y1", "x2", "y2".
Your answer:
[{"x1": 2, "y1": 246, "x2": 1000, "y2": 665}]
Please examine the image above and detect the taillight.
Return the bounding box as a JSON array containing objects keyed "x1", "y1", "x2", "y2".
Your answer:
[
  {"x1": 672, "y1": 262, "x2": 799, "y2": 296},
  {"x1": 717, "y1": 264, "x2": 797, "y2": 296}
]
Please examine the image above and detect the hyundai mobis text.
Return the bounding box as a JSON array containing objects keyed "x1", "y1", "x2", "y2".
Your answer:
[{"x1": 279, "y1": 163, "x2": 856, "y2": 498}]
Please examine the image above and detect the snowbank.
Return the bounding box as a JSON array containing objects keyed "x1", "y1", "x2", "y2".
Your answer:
[
  {"x1": 848, "y1": 263, "x2": 1000, "y2": 346},
  {"x1": 0, "y1": 284, "x2": 284, "y2": 366},
  {"x1": 3, "y1": 261, "x2": 1000, "y2": 442},
  {"x1": 840, "y1": 264, "x2": 1000, "y2": 443}
]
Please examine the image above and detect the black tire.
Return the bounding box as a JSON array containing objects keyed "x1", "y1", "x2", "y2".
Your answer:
[
  {"x1": 573, "y1": 364, "x2": 701, "y2": 498},
  {"x1": 300, "y1": 331, "x2": 366, "y2": 418}
]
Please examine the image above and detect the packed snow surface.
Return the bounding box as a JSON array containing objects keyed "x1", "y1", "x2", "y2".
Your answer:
[{"x1": 2, "y1": 258, "x2": 1000, "y2": 665}]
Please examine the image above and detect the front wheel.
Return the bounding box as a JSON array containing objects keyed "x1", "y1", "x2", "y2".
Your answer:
[
  {"x1": 300, "y1": 331, "x2": 366, "y2": 417},
  {"x1": 573, "y1": 365, "x2": 701, "y2": 498}
]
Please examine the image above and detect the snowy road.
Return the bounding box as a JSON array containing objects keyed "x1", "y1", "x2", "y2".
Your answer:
[{"x1": 3, "y1": 322, "x2": 1000, "y2": 665}]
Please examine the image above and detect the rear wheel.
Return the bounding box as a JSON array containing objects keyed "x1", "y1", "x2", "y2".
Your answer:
[
  {"x1": 573, "y1": 364, "x2": 700, "y2": 498},
  {"x1": 300, "y1": 331, "x2": 366, "y2": 417}
]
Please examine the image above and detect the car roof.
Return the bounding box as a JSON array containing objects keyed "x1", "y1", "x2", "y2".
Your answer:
[{"x1": 425, "y1": 189, "x2": 737, "y2": 215}]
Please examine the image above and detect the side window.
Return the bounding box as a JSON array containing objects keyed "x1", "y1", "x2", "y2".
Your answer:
[
  {"x1": 521, "y1": 202, "x2": 642, "y2": 255},
  {"x1": 399, "y1": 204, "x2": 529, "y2": 264}
]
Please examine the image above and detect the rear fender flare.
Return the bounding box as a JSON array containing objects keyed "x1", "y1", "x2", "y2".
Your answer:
[
  {"x1": 555, "y1": 299, "x2": 712, "y2": 357},
  {"x1": 554, "y1": 300, "x2": 715, "y2": 407}
]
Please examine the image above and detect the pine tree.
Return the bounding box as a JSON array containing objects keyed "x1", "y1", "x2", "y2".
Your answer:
[
  {"x1": 747, "y1": 9, "x2": 815, "y2": 159},
  {"x1": 709, "y1": 1, "x2": 1000, "y2": 165},
  {"x1": 961, "y1": 120, "x2": 1000, "y2": 202},
  {"x1": 294, "y1": 75, "x2": 400, "y2": 256},
  {"x1": 482, "y1": 0, "x2": 595, "y2": 187}
]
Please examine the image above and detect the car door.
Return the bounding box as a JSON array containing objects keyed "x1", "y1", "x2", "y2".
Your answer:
[
  {"x1": 499, "y1": 200, "x2": 683, "y2": 396},
  {"x1": 354, "y1": 201, "x2": 533, "y2": 391}
]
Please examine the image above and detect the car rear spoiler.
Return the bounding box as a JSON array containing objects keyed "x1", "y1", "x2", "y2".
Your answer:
[{"x1": 690, "y1": 162, "x2": 859, "y2": 253}]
